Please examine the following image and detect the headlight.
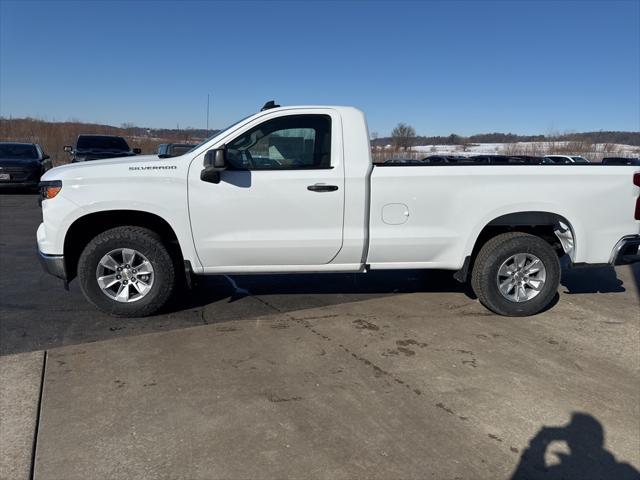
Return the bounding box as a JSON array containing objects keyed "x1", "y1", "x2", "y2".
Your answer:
[{"x1": 39, "y1": 180, "x2": 62, "y2": 201}]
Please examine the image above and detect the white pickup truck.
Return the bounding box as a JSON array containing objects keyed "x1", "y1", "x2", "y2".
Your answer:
[{"x1": 37, "y1": 103, "x2": 640, "y2": 317}]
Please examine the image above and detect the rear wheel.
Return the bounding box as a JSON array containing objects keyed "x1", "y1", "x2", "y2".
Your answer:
[
  {"x1": 77, "y1": 226, "x2": 176, "y2": 317},
  {"x1": 471, "y1": 232, "x2": 560, "y2": 316}
]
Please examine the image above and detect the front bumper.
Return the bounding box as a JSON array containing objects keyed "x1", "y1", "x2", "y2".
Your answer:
[
  {"x1": 609, "y1": 235, "x2": 640, "y2": 266},
  {"x1": 38, "y1": 250, "x2": 67, "y2": 281}
]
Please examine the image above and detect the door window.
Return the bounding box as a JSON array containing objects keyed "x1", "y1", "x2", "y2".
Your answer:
[{"x1": 225, "y1": 115, "x2": 331, "y2": 170}]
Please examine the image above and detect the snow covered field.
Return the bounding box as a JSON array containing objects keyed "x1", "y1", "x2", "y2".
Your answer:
[
  {"x1": 373, "y1": 141, "x2": 639, "y2": 162},
  {"x1": 410, "y1": 142, "x2": 639, "y2": 155}
]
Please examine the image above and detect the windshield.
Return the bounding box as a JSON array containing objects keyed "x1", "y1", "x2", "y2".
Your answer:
[
  {"x1": 77, "y1": 136, "x2": 130, "y2": 151},
  {"x1": 0, "y1": 144, "x2": 38, "y2": 160},
  {"x1": 187, "y1": 114, "x2": 254, "y2": 153}
]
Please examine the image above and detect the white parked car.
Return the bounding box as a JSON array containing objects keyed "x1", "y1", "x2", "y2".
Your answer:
[
  {"x1": 37, "y1": 103, "x2": 640, "y2": 317},
  {"x1": 543, "y1": 155, "x2": 590, "y2": 164}
]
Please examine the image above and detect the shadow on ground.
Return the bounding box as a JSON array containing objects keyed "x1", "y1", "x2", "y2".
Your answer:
[
  {"x1": 511, "y1": 412, "x2": 640, "y2": 480},
  {"x1": 169, "y1": 269, "x2": 472, "y2": 313},
  {"x1": 562, "y1": 265, "x2": 624, "y2": 294},
  {"x1": 561, "y1": 263, "x2": 640, "y2": 298},
  {"x1": 175, "y1": 261, "x2": 636, "y2": 313}
]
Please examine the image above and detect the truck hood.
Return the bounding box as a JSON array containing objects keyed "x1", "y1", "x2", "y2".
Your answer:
[{"x1": 41, "y1": 155, "x2": 167, "y2": 181}]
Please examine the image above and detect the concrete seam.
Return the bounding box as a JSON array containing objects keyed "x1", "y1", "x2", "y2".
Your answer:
[{"x1": 29, "y1": 350, "x2": 47, "y2": 480}]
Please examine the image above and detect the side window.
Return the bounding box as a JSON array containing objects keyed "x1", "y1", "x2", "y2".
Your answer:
[{"x1": 226, "y1": 114, "x2": 331, "y2": 170}]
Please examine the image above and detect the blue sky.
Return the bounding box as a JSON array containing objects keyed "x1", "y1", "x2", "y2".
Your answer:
[{"x1": 1, "y1": 0, "x2": 638, "y2": 136}]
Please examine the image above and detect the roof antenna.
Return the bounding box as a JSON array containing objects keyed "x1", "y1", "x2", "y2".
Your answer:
[{"x1": 261, "y1": 100, "x2": 280, "y2": 111}]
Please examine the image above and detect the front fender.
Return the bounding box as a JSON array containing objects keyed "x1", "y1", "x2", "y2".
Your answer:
[
  {"x1": 67, "y1": 199, "x2": 202, "y2": 272},
  {"x1": 40, "y1": 161, "x2": 203, "y2": 271}
]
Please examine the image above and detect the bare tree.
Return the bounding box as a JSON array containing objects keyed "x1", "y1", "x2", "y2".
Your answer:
[{"x1": 391, "y1": 122, "x2": 416, "y2": 150}]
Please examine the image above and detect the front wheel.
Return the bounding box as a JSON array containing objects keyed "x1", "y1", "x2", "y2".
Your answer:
[
  {"x1": 471, "y1": 232, "x2": 560, "y2": 316},
  {"x1": 77, "y1": 226, "x2": 176, "y2": 317}
]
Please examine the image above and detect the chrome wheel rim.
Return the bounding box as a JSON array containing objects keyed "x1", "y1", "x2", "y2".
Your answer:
[
  {"x1": 496, "y1": 253, "x2": 546, "y2": 303},
  {"x1": 96, "y1": 248, "x2": 154, "y2": 303}
]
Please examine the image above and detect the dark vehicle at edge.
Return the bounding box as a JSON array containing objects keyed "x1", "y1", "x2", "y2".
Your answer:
[
  {"x1": 419, "y1": 155, "x2": 545, "y2": 165},
  {"x1": 0, "y1": 142, "x2": 52, "y2": 191},
  {"x1": 602, "y1": 157, "x2": 640, "y2": 166},
  {"x1": 64, "y1": 135, "x2": 141, "y2": 163},
  {"x1": 470, "y1": 155, "x2": 544, "y2": 164},
  {"x1": 383, "y1": 158, "x2": 426, "y2": 165},
  {"x1": 157, "y1": 143, "x2": 197, "y2": 158}
]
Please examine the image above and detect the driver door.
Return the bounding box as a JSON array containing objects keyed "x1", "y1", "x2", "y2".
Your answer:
[{"x1": 188, "y1": 110, "x2": 345, "y2": 271}]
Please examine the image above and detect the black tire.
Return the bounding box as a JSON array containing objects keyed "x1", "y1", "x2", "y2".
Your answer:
[
  {"x1": 471, "y1": 232, "x2": 560, "y2": 316},
  {"x1": 77, "y1": 226, "x2": 176, "y2": 317}
]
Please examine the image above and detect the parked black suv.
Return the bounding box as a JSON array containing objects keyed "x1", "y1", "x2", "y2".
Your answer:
[
  {"x1": 0, "y1": 142, "x2": 52, "y2": 191},
  {"x1": 64, "y1": 135, "x2": 141, "y2": 162}
]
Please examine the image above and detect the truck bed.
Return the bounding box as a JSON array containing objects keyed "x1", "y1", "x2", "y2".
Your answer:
[{"x1": 367, "y1": 164, "x2": 640, "y2": 269}]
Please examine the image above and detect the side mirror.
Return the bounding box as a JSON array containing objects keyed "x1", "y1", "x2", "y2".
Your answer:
[
  {"x1": 42, "y1": 154, "x2": 50, "y2": 160},
  {"x1": 204, "y1": 149, "x2": 227, "y2": 169},
  {"x1": 133, "y1": 148, "x2": 142, "y2": 155},
  {"x1": 63, "y1": 146, "x2": 72, "y2": 153},
  {"x1": 201, "y1": 149, "x2": 227, "y2": 183}
]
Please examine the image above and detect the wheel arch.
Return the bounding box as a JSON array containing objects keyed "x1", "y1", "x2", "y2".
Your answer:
[
  {"x1": 456, "y1": 210, "x2": 576, "y2": 283},
  {"x1": 63, "y1": 210, "x2": 185, "y2": 282}
]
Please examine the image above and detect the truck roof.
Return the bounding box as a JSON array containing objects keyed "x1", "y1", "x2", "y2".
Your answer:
[
  {"x1": 257, "y1": 105, "x2": 361, "y2": 113},
  {"x1": 259, "y1": 100, "x2": 359, "y2": 113}
]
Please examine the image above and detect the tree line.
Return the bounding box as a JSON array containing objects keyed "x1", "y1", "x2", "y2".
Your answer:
[
  {"x1": 0, "y1": 117, "x2": 217, "y2": 166},
  {"x1": 378, "y1": 122, "x2": 640, "y2": 149}
]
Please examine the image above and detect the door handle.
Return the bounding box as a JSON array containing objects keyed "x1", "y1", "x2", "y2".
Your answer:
[{"x1": 307, "y1": 184, "x2": 339, "y2": 192}]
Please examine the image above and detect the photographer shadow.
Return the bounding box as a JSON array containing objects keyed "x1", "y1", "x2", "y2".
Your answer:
[{"x1": 511, "y1": 412, "x2": 639, "y2": 480}]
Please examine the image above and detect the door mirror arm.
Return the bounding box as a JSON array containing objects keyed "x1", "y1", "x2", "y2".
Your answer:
[{"x1": 201, "y1": 148, "x2": 227, "y2": 184}]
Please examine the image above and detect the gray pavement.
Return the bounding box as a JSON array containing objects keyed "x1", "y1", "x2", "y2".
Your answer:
[
  {"x1": 0, "y1": 351, "x2": 44, "y2": 480},
  {"x1": 33, "y1": 274, "x2": 640, "y2": 479}
]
